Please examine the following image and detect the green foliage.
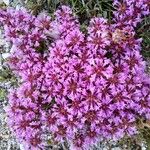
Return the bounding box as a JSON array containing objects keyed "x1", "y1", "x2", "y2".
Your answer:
[
  {"x1": 137, "y1": 16, "x2": 150, "y2": 58},
  {"x1": 0, "y1": 88, "x2": 6, "y2": 101},
  {"x1": 0, "y1": 66, "x2": 18, "y2": 84},
  {"x1": 26, "y1": 0, "x2": 114, "y2": 22},
  {"x1": 0, "y1": 50, "x2": 18, "y2": 102},
  {"x1": 140, "y1": 127, "x2": 150, "y2": 150}
]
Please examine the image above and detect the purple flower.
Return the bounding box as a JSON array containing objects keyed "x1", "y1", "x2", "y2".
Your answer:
[{"x1": 0, "y1": 2, "x2": 150, "y2": 149}]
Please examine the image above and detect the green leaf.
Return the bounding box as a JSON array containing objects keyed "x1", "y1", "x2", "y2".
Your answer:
[{"x1": 0, "y1": 89, "x2": 6, "y2": 100}]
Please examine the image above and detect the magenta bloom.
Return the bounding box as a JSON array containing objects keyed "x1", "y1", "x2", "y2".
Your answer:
[{"x1": 0, "y1": 0, "x2": 150, "y2": 149}]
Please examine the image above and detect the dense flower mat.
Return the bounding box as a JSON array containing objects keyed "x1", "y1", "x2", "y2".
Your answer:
[{"x1": 0, "y1": 0, "x2": 150, "y2": 149}]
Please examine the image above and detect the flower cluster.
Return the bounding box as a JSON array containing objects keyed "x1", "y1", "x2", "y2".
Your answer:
[
  {"x1": 0, "y1": 8, "x2": 54, "y2": 149},
  {"x1": 0, "y1": 1, "x2": 150, "y2": 150},
  {"x1": 113, "y1": 0, "x2": 150, "y2": 27}
]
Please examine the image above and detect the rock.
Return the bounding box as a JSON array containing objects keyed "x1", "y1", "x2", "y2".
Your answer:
[
  {"x1": 3, "y1": 0, "x2": 10, "y2": 5},
  {"x1": 0, "y1": 97, "x2": 21, "y2": 150},
  {"x1": 0, "y1": 0, "x2": 3, "y2": 4}
]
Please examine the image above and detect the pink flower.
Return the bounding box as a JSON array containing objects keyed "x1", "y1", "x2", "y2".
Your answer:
[{"x1": 0, "y1": 2, "x2": 149, "y2": 149}]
